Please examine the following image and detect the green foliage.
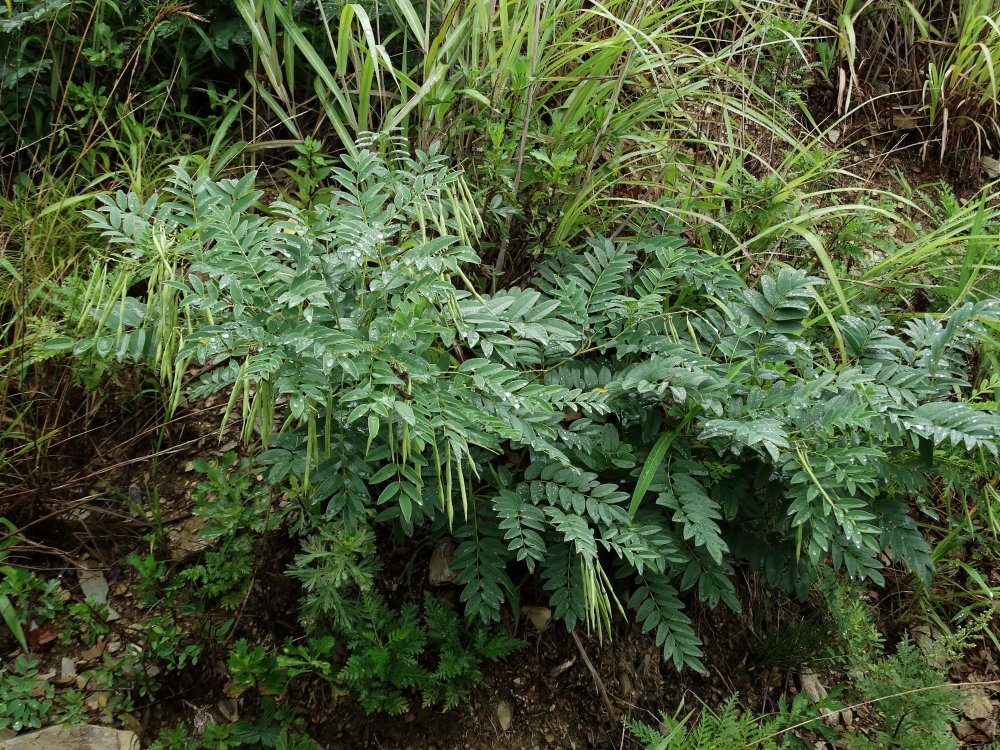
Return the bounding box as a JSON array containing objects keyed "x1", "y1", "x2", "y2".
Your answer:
[
  {"x1": 287, "y1": 523, "x2": 379, "y2": 632},
  {"x1": 179, "y1": 452, "x2": 279, "y2": 609},
  {"x1": 226, "y1": 594, "x2": 523, "y2": 714},
  {"x1": 149, "y1": 702, "x2": 319, "y2": 750},
  {"x1": 0, "y1": 520, "x2": 65, "y2": 650},
  {"x1": 63, "y1": 141, "x2": 1000, "y2": 677},
  {"x1": 0, "y1": 656, "x2": 55, "y2": 732},
  {"x1": 626, "y1": 692, "x2": 831, "y2": 750},
  {"x1": 843, "y1": 637, "x2": 962, "y2": 750},
  {"x1": 341, "y1": 594, "x2": 524, "y2": 714},
  {"x1": 0, "y1": 0, "x2": 245, "y2": 155}
]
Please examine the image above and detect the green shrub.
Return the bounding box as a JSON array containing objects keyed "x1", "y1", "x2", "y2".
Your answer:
[{"x1": 61, "y1": 138, "x2": 1000, "y2": 675}]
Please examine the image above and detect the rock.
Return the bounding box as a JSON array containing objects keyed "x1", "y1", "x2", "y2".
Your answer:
[
  {"x1": 962, "y1": 688, "x2": 995, "y2": 721},
  {"x1": 165, "y1": 517, "x2": 209, "y2": 561},
  {"x1": 983, "y1": 155, "x2": 1000, "y2": 178},
  {"x1": 521, "y1": 606, "x2": 552, "y2": 631},
  {"x1": 1, "y1": 725, "x2": 139, "y2": 749},
  {"x1": 78, "y1": 569, "x2": 120, "y2": 621},
  {"x1": 56, "y1": 657, "x2": 77, "y2": 686},
  {"x1": 800, "y1": 671, "x2": 839, "y2": 727},
  {"x1": 799, "y1": 671, "x2": 828, "y2": 702},
  {"x1": 496, "y1": 701, "x2": 513, "y2": 731},
  {"x1": 827, "y1": 128, "x2": 841, "y2": 144},
  {"x1": 78, "y1": 569, "x2": 109, "y2": 603},
  {"x1": 428, "y1": 541, "x2": 458, "y2": 585},
  {"x1": 127, "y1": 483, "x2": 143, "y2": 506}
]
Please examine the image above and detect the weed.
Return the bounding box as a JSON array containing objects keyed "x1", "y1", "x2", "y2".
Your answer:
[{"x1": 0, "y1": 656, "x2": 56, "y2": 732}]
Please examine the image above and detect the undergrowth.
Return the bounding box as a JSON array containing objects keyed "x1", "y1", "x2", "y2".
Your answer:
[{"x1": 2, "y1": 0, "x2": 1000, "y2": 745}]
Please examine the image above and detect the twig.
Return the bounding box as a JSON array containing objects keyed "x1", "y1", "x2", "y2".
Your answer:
[{"x1": 571, "y1": 630, "x2": 619, "y2": 723}]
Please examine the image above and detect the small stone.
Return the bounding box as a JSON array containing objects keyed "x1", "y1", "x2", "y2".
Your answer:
[
  {"x1": 78, "y1": 569, "x2": 120, "y2": 621},
  {"x1": 79, "y1": 569, "x2": 109, "y2": 603},
  {"x1": 166, "y1": 517, "x2": 209, "y2": 561},
  {"x1": 60, "y1": 657, "x2": 77, "y2": 682},
  {"x1": 496, "y1": 701, "x2": 513, "y2": 731},
  {"x1": 827, "y1": 128, "x2": 841, "y2": 144},
  {"x1": 127, "y1": 483, "x2": 143, "y2": 506}
]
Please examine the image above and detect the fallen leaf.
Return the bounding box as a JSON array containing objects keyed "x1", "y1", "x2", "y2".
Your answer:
[
  {"x1": 166, "y1": 517, "x2": 209, "y2": 561},
  {"x1": 800, "y1": 671, "x2": 828, "y2": 702},
  {"x1": 521, "y1": 606, "x2": 552, "y2": 631},
  {"x1": 496, "y1": 701, "x2": 513, "y2": 731},
  {"x1": 963, "y1": 689, "x2": 995, "y2": 721},
  {"x1": 79, "y1": 639, "x2": 107, "y2": 661},
  {"x1": 27, "y1": 624, "x2": 62, "y2": 649},
  {"x1": 217, "y1": 698, "x2": 239, "y2": 722},
  {"x1": 120, "y1": 714, "x2": 144, "y2": 740},
  {"x1": 550, "y1": 657, "x2": 576, "y2": 678},
  {"x1": 428, "y1": 541, "x2": 459, "y2": 586}
]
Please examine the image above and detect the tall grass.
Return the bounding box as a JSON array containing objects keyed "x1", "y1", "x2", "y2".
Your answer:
[
  {"x1": 238, "y1": 0, "x2": 849, "y2": 277},
  {"x1": 815, "y1": 0, "x2": 1000, "y2": 164}
]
